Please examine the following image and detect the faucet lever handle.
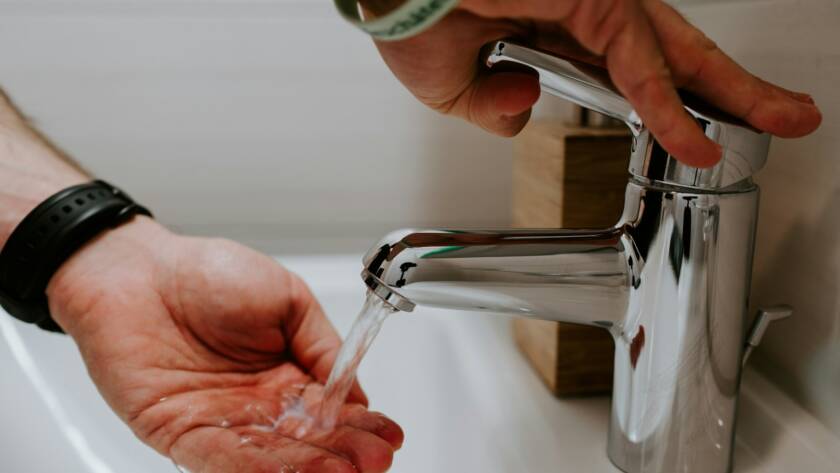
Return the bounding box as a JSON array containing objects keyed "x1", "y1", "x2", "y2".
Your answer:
[
  {"x1": 742, "y1": 305, "x2": 793, "y2": 366},
  {"x1": 484, "y1": 40, "x2": 641, "y2": 132},
  {"x1": 484, "y1": 39, "x2": 772, "y2": 191}
]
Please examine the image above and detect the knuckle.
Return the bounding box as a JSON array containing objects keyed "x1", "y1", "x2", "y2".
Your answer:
[
  {"x1": 427, "y1": 98, "x2": 458, "y2": 115},
  {"x1": 672, "y1": 29, "x2": 719, "y2": 86},
  {"x1": 626, "y1": 69, "x2": 671, "y2": 101}
]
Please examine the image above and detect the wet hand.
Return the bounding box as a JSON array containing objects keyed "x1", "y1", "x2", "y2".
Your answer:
[
  {"x1": 46, "y1": 217, "x2": 403, "y2": 473},
  {"x1": 373, "y1": 0, "x2": 822, "y2": 167}
]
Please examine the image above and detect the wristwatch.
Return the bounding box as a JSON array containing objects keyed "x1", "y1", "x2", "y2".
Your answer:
[{"x1": 0, "y1": 180, "x2": 152, "y2": 333}]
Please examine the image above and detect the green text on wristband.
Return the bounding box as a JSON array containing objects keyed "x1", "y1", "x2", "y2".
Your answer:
[{"x1": 334, "y1": 0, "x2": 459, "y2": 41}]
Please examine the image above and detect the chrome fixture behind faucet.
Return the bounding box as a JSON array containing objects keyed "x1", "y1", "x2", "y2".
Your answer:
[{"x1": 362, "y1": 41, "x2": 791, "y2": 473}]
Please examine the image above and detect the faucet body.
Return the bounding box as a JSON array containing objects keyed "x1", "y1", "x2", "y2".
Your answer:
[
  {"x1": 364, "y1": 178, "x2": 758, "y2": 473},
  {"x1": 363, "y1": 41, "x2": 778, "y2": 473}
]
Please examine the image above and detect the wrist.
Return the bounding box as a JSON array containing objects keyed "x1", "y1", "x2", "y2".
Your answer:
[{"x1": 45, "y1": 216, "x2": 175, "y2": 335}]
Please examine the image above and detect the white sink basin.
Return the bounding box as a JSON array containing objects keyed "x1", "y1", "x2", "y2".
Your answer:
[{"x1": 1, "y1": 255, "x2": 838, "y2": 472}]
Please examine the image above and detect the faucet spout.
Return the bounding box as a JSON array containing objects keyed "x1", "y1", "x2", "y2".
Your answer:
[{"x1": 362, "y1": 227, "x2": 632, "y2": 329}]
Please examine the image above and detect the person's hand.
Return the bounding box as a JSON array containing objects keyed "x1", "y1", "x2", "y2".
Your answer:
[
  {"x1": 373, "y1": 0, "x2": 822, "y2": 167},
  {"x1": 45, "y1": 217, "x2": 403, "y2": 473}
]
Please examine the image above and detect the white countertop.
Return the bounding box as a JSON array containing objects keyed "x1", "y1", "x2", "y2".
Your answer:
[{"x1": 1, "y1": 254, "x2": 838, "y2": 472}]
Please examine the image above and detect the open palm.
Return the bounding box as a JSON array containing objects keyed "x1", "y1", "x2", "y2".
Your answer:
[{"x1": 46, "y1": 218, "x2": 402, "y2": 473}]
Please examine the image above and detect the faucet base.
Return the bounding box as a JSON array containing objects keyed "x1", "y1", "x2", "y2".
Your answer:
[
  {"x1": 603, "y1": 182, "x2": 758, "y2": 473},
  {"x1": 606, "y1": 450, "x2": 735, "y2": 473}
]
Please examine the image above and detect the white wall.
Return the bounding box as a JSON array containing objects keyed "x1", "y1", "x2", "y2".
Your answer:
[
  {"x1": 3, "y1": 0, "x2": 839, "y2": 439},
  {"x1": 681, "y1": 0, "x2": 840, "y2": 437},
  {"x1": 0, "y1": 0, "x2": 514, "y2": 254}
]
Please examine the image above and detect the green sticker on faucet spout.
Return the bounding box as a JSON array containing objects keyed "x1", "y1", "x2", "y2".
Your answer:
[{"x1": 420, "y1": 246, "x2": 465, "y2": 258}]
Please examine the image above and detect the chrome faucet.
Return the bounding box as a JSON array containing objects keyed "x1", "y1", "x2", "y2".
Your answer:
[{"x1": 362, "y1": 41, "x2": 791, "y2": 473}]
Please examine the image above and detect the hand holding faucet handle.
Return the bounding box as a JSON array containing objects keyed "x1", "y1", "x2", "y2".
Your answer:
[{"x1": 373, "y1": 0, "x2": 822, "y2": 167}]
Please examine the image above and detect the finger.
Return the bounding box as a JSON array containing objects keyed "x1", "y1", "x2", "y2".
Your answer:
[
  {"x1": 314, "y1": 426, "x2": 396, "y2": 473},
  {"x1": 530, "y1": 24, "x2": 608, "y2": 67},
  {"x1": 578, "y1": 0, "x2": 721, "y2": 166},
  {"x1": 284, "y1": 274, "x2": 369, "y2": 406},
  {"x1": 644, "y1": 0, "x2": 822, "y2": 137},
  {"x1": 457, "y1": 71, "x2": 541, "y2": 137},
  {"x1": 757, "y1": 78, "x2": 816, "y2": 105},
  {"x1": 463, "y1": 0, "x2": 722, "y2": 166},
  {"x1": 375, "y1": 10, "x2": 537, "y2": 137},
  {"x1": 347, "y1": 381, "x2": 367, "y2": 405},
  {"x1": 339, "y1": 405, "x2": 405, "y2": 450}
]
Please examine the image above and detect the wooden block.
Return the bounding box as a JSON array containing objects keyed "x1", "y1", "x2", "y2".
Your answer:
[{"x1": 512, "y1": 120, "x2": 630, "y2": 397}]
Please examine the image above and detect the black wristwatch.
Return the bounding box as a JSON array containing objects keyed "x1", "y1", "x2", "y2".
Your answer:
[{"x1": 0, "y1": 180, "x2": 152, "y2": 333}]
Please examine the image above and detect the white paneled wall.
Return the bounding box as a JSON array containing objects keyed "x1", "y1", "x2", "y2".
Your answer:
[
  {"x1": 682, "y1": 0, "x2": 840, "y2": 437},
  {"x1": 3, "y1": 0, "x2": 839, "y2": 440},
  {"x1": 0, "y1": 0, "x2": 513, "y2": 253}
]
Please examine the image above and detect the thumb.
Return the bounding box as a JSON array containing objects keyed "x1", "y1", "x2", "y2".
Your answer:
[{"x1": 461, "y1": 71, "x2": 541, "y2": 137}]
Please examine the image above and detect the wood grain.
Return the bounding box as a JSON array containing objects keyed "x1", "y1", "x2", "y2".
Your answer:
[{"x1": 512, "y1": 120, "x2": 630, "y2": 396}]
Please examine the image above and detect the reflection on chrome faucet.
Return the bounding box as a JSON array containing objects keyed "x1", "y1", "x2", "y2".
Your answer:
[{"x1": 360, "y1": 41, "x2": 789, "y2": 473}]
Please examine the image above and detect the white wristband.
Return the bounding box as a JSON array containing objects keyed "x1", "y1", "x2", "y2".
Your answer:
[{"x1": 334, "y1": 0, "x2": 460, "y2": 41}]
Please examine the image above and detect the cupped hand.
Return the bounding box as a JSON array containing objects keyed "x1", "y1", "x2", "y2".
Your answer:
[
  {"x1": 46, "y1": 217, "x2": 402, "y2": 473},
  {"x1": 373, "y1": 0, "x2": 822, "y2": 167}
]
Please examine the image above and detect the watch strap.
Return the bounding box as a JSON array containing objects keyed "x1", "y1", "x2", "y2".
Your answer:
[{"x1": 0, "y1": 180, "x2": 152, "y2": 332}]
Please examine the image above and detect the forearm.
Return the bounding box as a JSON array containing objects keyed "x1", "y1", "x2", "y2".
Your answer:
[
  {"x1": 0, "y1": 89, "x2": 174, "y2": 335},
  {"x1": 0, "y1": 89, "x2": 89, "y2": 246}
]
